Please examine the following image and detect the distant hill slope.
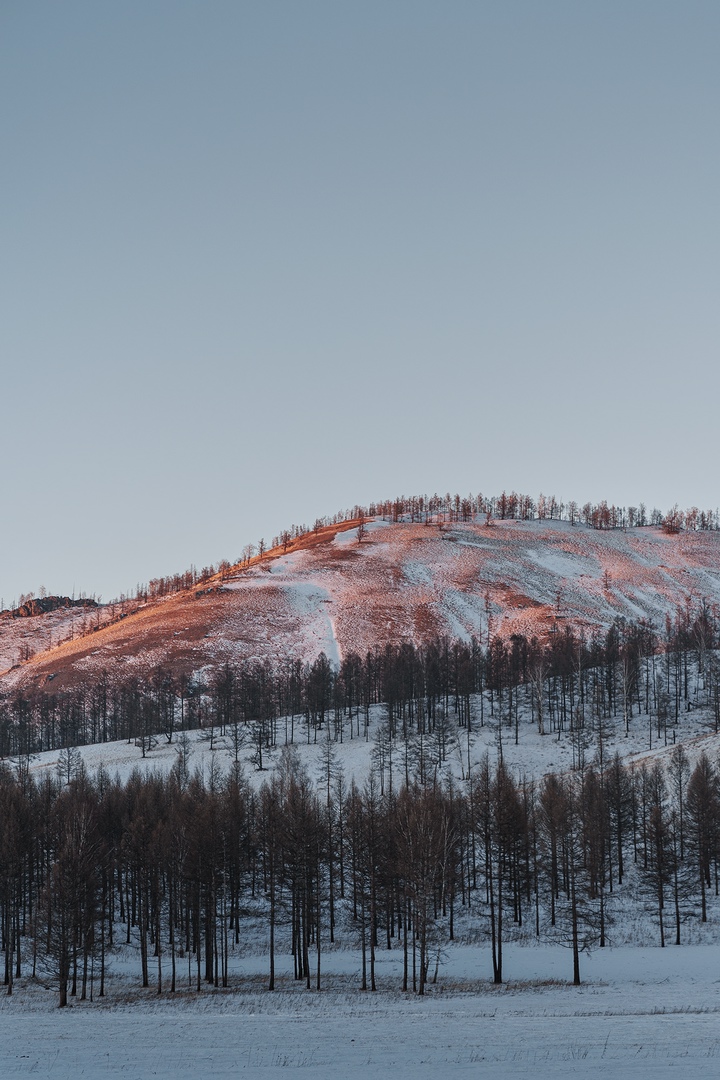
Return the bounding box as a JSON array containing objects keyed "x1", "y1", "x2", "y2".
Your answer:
[{"x1": 3, "y1": 516, "x2": 720, "y2": 692}]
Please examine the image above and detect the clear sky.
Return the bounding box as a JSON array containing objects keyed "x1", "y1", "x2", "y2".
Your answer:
[{"x1": 2, "y1": 1, "x2": 719, "y2": 605}]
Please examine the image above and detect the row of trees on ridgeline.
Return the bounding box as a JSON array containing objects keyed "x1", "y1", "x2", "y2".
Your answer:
[{"x1": 130, "y1": 489, "x2": 720, "y2": 602}]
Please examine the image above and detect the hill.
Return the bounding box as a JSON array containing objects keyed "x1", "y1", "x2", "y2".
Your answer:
[{"x1": 2, "y1": 513, "x2": 720, "y2": 694}]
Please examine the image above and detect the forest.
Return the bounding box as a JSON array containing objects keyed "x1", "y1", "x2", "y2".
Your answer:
[
  {"x1": 1, "y1": 599, "x2": 720, "y2": 1005},
  {"x1": 0, "y1": 712, "x2": 717, "y2": 1006}
]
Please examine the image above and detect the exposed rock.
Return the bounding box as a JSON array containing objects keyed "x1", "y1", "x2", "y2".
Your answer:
[{"x1": 9, "y1": 596, "x2": 98, "y2": 619}]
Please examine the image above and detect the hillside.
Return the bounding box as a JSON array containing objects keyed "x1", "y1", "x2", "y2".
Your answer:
[{"x1": 2, "y1": 514, "x2": 720, "y2": 693}]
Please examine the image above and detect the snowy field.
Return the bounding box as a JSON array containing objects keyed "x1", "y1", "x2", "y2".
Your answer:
[{"x1": 2, "y1": 944, "x2": 720, "y2": 1078}]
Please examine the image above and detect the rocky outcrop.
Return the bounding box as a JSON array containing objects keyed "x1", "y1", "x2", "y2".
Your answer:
[{"x1": 5, "y1": 596, "x2": 98, "y2": 619}]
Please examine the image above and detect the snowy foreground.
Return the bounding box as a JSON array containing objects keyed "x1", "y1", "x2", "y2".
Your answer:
[{"x1": 2, "y1": 944, "x2": 720, "y2": 1078}]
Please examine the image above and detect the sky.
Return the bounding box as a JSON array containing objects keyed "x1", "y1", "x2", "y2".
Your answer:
[{"x1": 2, "y1": 1, "x2": 719, "y2": 605}]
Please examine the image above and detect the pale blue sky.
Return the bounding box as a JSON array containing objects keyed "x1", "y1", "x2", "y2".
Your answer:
[{"x1": 2, "y1": 1, "x2": 719, "y2": 604}]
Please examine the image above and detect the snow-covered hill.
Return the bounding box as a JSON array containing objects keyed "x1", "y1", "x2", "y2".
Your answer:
[{"x1": 3, "y1": 516, "x2": 720, "y2": 693}]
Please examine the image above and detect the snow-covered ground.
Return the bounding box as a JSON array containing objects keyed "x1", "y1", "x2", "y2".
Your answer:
[
  {"x1": 0, "y1": 602, "x2": 116, "y2": 674},
  {"x1": 2, "y1": 944, "x2": 720, "y2": 1077}
]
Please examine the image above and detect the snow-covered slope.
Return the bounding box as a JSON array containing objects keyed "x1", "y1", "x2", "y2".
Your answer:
[
  {"x1": 0, "y1": 601, "x2": 115, "y2": 675},
  {"x1": 3, "y1": 516, "x2": 720, "y2": 692}
]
